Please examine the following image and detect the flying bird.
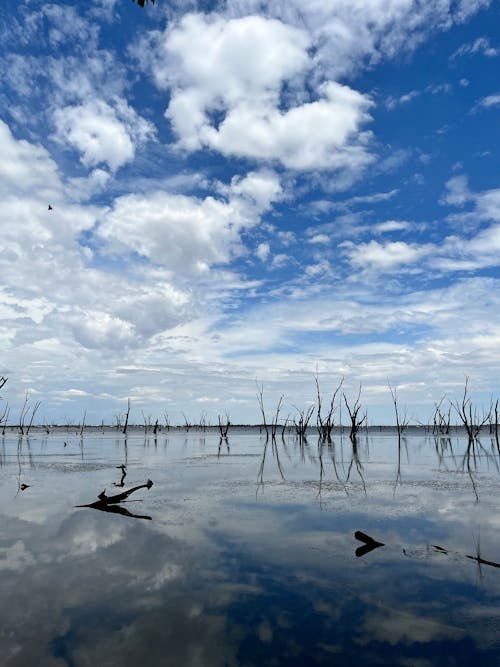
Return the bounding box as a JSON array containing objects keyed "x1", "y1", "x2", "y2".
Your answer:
[{"x1": 48, "y1": 204, "x2": 52, "y2": 211}]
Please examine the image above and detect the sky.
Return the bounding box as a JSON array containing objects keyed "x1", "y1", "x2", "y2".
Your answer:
[{"x1": 0, "y1": 0, "x2": 499, "y2": 426}]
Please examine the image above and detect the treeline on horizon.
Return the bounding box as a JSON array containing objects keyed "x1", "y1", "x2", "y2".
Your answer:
[{"x1": 1, "y1": 375, "x2": 499, "y2": 444}]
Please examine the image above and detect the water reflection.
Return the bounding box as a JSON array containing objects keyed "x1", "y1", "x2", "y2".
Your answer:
[{"x1": 0, "y1": 428, "x2": 500, "y2": 665}]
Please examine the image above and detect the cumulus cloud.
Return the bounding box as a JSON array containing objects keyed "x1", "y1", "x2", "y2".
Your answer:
[
  {"x1": 201, "y1": 81, "x2": 374, "y2": 170},
  {"x1": 96, "y1": 169, "x2": 282, "y2": 274},
  {"x1": 53, "y1": 98, "x2": 155, "y2": 172},
  {"x1": 138, "y1": 13, "x2": 374, "y2": 172},
  {"x1": 0, "y1": 119, "x2": 60, "y2": 198},
  {"x1": 223, "y1": 0, "x2": 488, "y2": 76},
  {"x1": 96, "y1": 192, "x2": 238, "y2": 273}
]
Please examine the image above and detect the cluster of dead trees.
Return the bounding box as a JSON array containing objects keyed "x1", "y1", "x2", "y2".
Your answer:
[
  {"x1": 1, "y1": 379, "x2": 41, "y2": 437},
  {"x1": 1, "y1": 374, "x2": 498, "y2": 444},
  {"x1": 256, "y1": 375, "x2": 499, "y2": 447}
]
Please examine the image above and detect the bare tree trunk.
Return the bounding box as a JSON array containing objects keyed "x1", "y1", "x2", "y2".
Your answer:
[{"x1": 123, "y1": 399, "x2": 131, "y2": 435}]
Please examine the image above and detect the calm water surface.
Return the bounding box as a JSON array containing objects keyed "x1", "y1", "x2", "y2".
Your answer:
[{"x1": 1, "y1": 427, "x2": 500, "y2": 666}]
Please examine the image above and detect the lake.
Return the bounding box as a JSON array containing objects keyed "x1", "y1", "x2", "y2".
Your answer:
[{"x1": 1, "y1": 426, "x2": 500, "y2": 666}]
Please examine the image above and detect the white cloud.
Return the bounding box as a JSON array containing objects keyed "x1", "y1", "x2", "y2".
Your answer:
[
  {"x1": 138, "y1": 13, "x2": 374, "y2": 172},
  {"x1": 96, "y1": 191, "x2": 240, "y2": 272},
  {"x1": 224, "y1": 169, "x2": 282, "y2": 212},
  {"x1": 42, "y1": 4, "x2": 100, "y2": 48},
  {"x1": 441, "y1": 175, "x2": 471, "y2": 206},
  {"x1": 450, "y1": 36, "x2": 500, "y2": 59},
  {"x1": 454, "y1": 0, "x2": 492, "y2": 23},
  {"x1": 374, "y1": 220, "x2": 411, "y2": 234},
  {"x1": 70, "y1": 311, "x2": 136, "y2": 350},
  {"x1": 96, "y1": 170, "x2": 281, "y2": 275},
  {"x1": 151, "y1": 13, "x2": 310, "y2": 98},
  {"x1": 472, "y1": 94, "x2": 500, "y2": 112},
  {"x1": 342, "y1": 240, "x2": 432, "y2": 272},
  {"x1": 308, "y1": 234, "x2": 330, "y2": 244},
  {"x1": 224, "y1": 0, "x2": 488, "y2": 76},
  {"x1": 53, "y1": 98, "x2": 155, "y2": 172},
  {"x1": 201, "y1": 81, "x2": 374, "y2": 170},
  {"x1": 0, "y1": 119, "x2": 60, "y2": 198},
  {"x1": 256, "y1": 243, "x2": 270, "y2": 262}
]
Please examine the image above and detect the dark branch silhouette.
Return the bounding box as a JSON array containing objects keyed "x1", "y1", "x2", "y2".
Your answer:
[
  {"x1": 114, "y1": 464, "x2": 127, "y2": 487},
  {"x1": 354, "y1": 530, "x2": 385, "y2": 557},
  {"x1": 354, "y1": 530, "x2": 500, "y2": 570},
  {"x1": 76, "y1": 480, "x2": 154, "y2": 520}
]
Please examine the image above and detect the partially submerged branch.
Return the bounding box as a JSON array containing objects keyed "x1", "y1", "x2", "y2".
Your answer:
[{"x1": 76, "y1": 480, "x2": 154, "y2": 520}]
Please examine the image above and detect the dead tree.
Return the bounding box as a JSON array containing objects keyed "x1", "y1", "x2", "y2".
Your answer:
[
  {"x1": 26, "y1": 400, "x2": 41, "y2": 436},
  {"x1": 80, "y1": 410, "x2": 86, "y2": 437},
  {"x1": 199, "y1": 413, "x2": 207, "y2": 432},
  {"x1": 18, "y1": 393, "x2": 29, "y2": 435},
  {"x1": 123, "y1": 398, "x2": 131, "y2": 435},
  {"x1": 256, "y1": 383, "x2": 269, "y2": 438},
  {"x1": 450, "y1": 377, "x2": 491, "y2": 443},
  {"x1": 343, "y1": 385, "x2": 366, "y2": 443},
  {"x1": 182, "y1": 412, "x2": 191, "y2": 432},
  {"x1": 18, "y1": 393, "x2": 41, "y2": 436},
  {"x1": 142, "y1": 411, "x2": 154, "y2": 434},
  {"x1": 163, "y1": 411, "x2": 170, "y2": 431},
  {"x1": 218, "y1": 414, "x2": 231, "y2": 439},
  {"x1": 293, "y1": 405, "x2": 314, "y2": 442},
  {"x1": 431, "y1": 396, "x2": 451, "y2": 435},
  {"x1": 1, "y1": 404, "x2": 10, "y2": 435},
  {"x1": 491, "y1": 399, "x2": 499, "y2": 453},
  {"x1": 256, "y1": 384, "x2": 283, "y2": 441},
  {"x1": 389, "y1": 383, "x2": 410, "y2": 442},
  {"x1": 315, "y1": 374, "x2": 343, "y2": 443}
]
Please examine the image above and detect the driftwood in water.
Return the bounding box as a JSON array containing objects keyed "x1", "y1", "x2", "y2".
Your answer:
[
  {"x1": 354, "y1": 530, "x2": 385, "y2": 557},
  {"x1": 354, "y1": 530, "x2": 500, "y2": 570},
  {"x1": 114, "y1": 464, "x2": 127, "y2": 487},
  {"x1": 76, "y1": 480, "x2": 153, "y2": 520}
]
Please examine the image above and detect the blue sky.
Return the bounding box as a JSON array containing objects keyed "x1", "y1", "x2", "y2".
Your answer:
[{"x1": 1, "y1": 0, "x2": 499, "y2": 425}]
